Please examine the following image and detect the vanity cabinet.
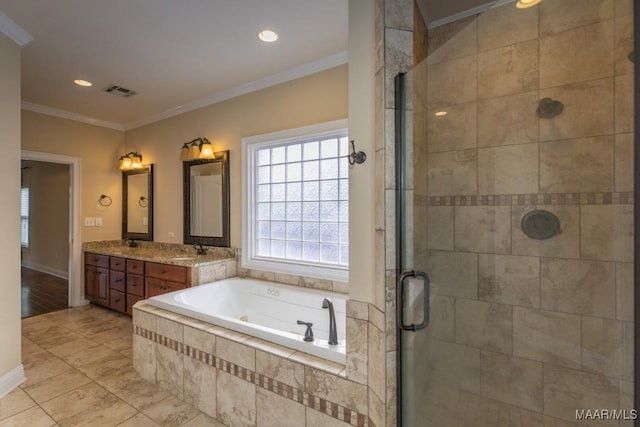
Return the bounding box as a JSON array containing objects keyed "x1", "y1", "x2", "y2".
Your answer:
[
  {"x1": 108, "y1": 257, "x2": 126, "y2": 313},
  {"x1": 126, "y1": 259, "x2": 145, "y2": 316},
  {"x1": 145, "y1": 262, "x2": 189, "y2": 297},
  {"x1": 84, "y1": 253, "x2": 109, "y2": 307},
  {"x1": 84, "y1": 252, "x2": 191, "y2": 316}
]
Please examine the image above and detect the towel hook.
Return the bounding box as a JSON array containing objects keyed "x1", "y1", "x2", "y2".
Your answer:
[{"x1": 348, "y1": 140, "x2": 367, "y2": 165}]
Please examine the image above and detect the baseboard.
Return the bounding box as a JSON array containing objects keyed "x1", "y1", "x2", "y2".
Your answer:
[
  {"x1": 21, "y1": 262, "x2": 69, "y2": 280},
  {"x1": 0, "y1": 365, "x2": 25, "y2": 400}
]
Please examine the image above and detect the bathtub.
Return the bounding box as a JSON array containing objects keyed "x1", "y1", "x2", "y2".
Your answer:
[{"x1": 147, "y1": 277, "x2": 347, "y2": 364}]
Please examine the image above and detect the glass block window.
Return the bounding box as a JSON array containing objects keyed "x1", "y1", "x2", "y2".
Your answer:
[{"x1": 243, "y1": 121, "x2": 349, "y2": 281}]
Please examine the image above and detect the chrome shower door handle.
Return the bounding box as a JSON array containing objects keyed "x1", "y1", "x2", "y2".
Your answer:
[{"x1": 397, "y1": 270, "x2": 430, "y2": 331}]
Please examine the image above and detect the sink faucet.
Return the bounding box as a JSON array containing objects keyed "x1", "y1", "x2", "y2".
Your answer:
[
  {"x1": 126, "y1": 239, "x2": 138, "y2": 248},
  {"x1": 194, "y1": 244, "x2": 207, "y2": 255},
  {"x1": 322, "y1": 298, "x2": 339, "y2": 345}
]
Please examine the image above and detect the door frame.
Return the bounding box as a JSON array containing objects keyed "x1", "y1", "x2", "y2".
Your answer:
[{"x1": 21, "y1": 150, "x2": 86, "y2": 307}]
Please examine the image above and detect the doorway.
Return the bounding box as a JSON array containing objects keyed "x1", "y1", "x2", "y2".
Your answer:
[
  {"x1": 396, "y1": 0, "x2": 636, "y2": 425},
  {"x1": 21, "y1": 150, "x2": 84, "y2": 311},
  {"x1": 21, "y1": 159, "x2": 70, "y2": 317}
]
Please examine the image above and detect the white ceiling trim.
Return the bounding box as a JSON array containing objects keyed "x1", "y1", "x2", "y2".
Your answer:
[
  {"x1": 21, "y1": 102, "x2": 125, "y2": 131},
  {"x1": 0, "y1": 10, "x2": 32, "y2": 46},
  {"x1": 124, "y1": 51, "x2": 349, "y2": 130},
  {"x1": 427, "y1": 0, "x2": 496, "y2": 29}
]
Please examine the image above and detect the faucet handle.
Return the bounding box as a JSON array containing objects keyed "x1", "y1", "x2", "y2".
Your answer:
[{"x1": 296, "y1": 320, "x2": 314, "y2": 342}]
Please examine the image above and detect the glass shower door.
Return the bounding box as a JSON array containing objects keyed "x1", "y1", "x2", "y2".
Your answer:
[{"x1": 397, "y1": 0, "x2": 635, "y2": 425}]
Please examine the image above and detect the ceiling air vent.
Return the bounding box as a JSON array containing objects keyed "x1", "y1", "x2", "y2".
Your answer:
[{"x1": 101, "y1": 84, "x2": 137, "y2": 98}]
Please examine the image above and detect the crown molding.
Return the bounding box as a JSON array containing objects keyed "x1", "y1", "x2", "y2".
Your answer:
[
  {"x1": 124, "y1": 51, "x2": 349, "y2": 130},
  {"x1": 0, "y1": 10, "x2": 33, "y2": 46},
  {"x1": 427, "y1": 1, "x2": 497, "y2": 29},
  {"x1": 20, "y1": 51, "x2": 348, "y2": 132},
  {"x1": 21, "y1": 102, "x2": 125, "y2": 131}
]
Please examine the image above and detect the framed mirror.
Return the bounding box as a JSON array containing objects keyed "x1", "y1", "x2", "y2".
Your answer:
[
  {"x1": 122, "y1": 165, "x2": 153, "y2": 241},
  {"x1": 183, "y1": 151, "x2": 230, "y2": 247}
]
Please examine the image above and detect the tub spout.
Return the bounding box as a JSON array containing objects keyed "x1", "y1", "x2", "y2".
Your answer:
[{"x1": 322, "y1": 298, "x2": 339, "y2": 345}]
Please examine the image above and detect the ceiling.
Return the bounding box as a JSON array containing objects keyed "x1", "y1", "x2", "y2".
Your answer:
[{"x1": 0, "y1": 0, "x2": 497, "y2": 131}]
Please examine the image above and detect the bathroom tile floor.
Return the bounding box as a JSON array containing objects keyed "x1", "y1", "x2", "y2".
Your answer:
[{"x1": 1, "y1": 304, "x2": 225, "y2": 427}]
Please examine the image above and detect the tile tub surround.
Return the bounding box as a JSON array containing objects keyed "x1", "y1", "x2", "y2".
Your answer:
[
  {"x1": 133, "y1": 301, "x2": 373, "y2": 427},
  {"x1": 83, "y1": 240, "x2": 238, "y2": 284},
  {"x1": 6, "y1": 304, "x2": 224, "y2": 427}
]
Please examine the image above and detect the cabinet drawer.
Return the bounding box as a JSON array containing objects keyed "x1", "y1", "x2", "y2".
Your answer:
[
  {"x1": 109, "y1": 289, "x2": 126, "y2": 313},
  {"x1": 85, "y1": 253, "x2": 109, "y2": 269},
  {"x1": 126, "y1": 295, "x2": 144, "y2": 316},
  {"x1": 110, "y1": 257, "x2": 126, "y2": 271},
  {"x1": 146, "y1": 262, "x2": 187, "y2": 283},
  {"x1": 109, "y1": 271, "x2": 125, "y2": 292},
  {"x1": 126, "y1": 274, "x2": 145, "y2": 297},
  {"x1": 145, "y1": 277, "x2": 186, "y2": 298},
  {"x1": 127, "y1": 259, "x2": 145, "y2": 275}
]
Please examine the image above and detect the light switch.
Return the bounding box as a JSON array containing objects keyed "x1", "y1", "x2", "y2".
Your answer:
[
  {"x1": 95, "y1": 217, "x2": 103, "y2": 227},
  {"x1": 84, "y1": 217, "x2": 95, "y2": 227},
  {"x1": 142, "y1": 217, "x2": 148, "y2": 226}
]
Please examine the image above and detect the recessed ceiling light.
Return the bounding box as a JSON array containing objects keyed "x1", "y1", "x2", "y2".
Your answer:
[
  {"x1": 74, "y1": 79, "x2": 92, "y2": 87},
  {"x1": 516, "y1": 0, "x2": 541, "y2": 8},
  {"x1": 434, "y1": 111, "x2": 448, "y2": 116},
  {"x1": 258, "y1": 30, "x2": 278, "y2": 43}
]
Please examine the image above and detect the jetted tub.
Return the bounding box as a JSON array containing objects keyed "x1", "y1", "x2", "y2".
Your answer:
[{"x1": 147, "y1": 277, "x2": 347, "y2": 364}]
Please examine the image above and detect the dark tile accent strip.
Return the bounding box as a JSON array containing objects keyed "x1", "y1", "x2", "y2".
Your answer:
[
  {"x1": 420, "y1": 191, "x2": 634, "y2": 206},
  {"x1": 134, "y1": 325, "x2": 370, "y2": 426}
]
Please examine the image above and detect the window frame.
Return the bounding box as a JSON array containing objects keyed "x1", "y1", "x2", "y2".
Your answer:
[
  {"x1": 21, "y1": 186, "x2": 29, "y2": 249},
  {"x1": 242, "y1": 119, "x2": 349, "y2": 281}
]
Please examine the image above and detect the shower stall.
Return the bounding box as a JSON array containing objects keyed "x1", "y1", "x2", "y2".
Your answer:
[{"x1": 394, "y1": 0, "x2": 637, "y2": 425}]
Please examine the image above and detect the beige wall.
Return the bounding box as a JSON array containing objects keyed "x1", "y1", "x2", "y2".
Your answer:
[
  {"x1": 348, "y1": 0, "x2": 376, "y2": 304},
  {"x1": 21, "y1": 111, "x2": 125, "y2": 242},
  {"x1": 21, "y1": 161, "x2": 70, "y2": 277},
  {"x1": 0, "y1": 32, "x2": 22, "y2": 381},
  {"x1": 125, "y1": 65, "x2": 348, "y2": 248}
]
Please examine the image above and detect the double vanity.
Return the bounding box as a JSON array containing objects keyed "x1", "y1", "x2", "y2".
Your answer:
[
  {"x1": 83, "y1": 241, "x2": 236, "y2": 316},
  {"x1": 87, "y1": 147, "x2": 234, "y2": 315}
]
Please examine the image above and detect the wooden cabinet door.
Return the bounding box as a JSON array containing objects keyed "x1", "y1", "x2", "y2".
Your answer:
[
  {"x1": 95, "y1": 267, "x2": 109, "y2": 306},
  {"x1": 85, "y1": 265, "x2": 98, "y2": 302},
  {"x1": 85, "y1": 265, "x2": 109, "y2": 306},
  {"x1": 109, "y1": 290, "x2": 126, "y2": 313}
]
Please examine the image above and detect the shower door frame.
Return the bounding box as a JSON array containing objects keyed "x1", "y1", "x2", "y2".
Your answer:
[{"x1": 633, "y1": 0, "x2": 639, "y2": 418}]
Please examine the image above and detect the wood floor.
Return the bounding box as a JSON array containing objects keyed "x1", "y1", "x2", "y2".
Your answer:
[{"x1": 21, "y1": 267, "x2": 69, "y2": 318}]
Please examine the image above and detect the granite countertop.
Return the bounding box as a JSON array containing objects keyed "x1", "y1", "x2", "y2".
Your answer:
[{"x1": 83, "y1": 240, "x2": 236, "y2": 267}]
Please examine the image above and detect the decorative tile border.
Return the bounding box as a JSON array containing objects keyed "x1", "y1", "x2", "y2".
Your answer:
[
  {"x1": 134, "y1": 326, "x2": 374, "y2": 427},
  {"x1": 419, "y1": 191, "x2": 634, "y2": 207}
]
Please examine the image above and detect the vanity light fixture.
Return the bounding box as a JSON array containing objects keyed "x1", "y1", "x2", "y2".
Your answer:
[
  {"x1": 516, "y1": 0, "x2": 541, "y2": 8},
  {"x1": 434, "y1": 111, "x2": 448, "y2": 116},
  {"x1": 199, "y1": 138, "x2": 215, "y2": 159},
  {"x1": 180, "y1": 137, "x2": 215, "y2": 161},
  {"x1": 258, "y1": 29, "x2": 278, "y2": 43},
  {"x1": 74, "y1": 79, "x2": 93, "y2": 87},
  {"x1": 179, "y1": 143, "x2": 191, "y2": 161},
  {"x1": 118, "y1": 152, "x2": 143, "y2": 170}
]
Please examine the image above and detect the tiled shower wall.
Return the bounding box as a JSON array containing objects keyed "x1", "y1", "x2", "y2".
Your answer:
[{"x1": 391, "y1": 0, "x2": 634, "y2": 426}]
